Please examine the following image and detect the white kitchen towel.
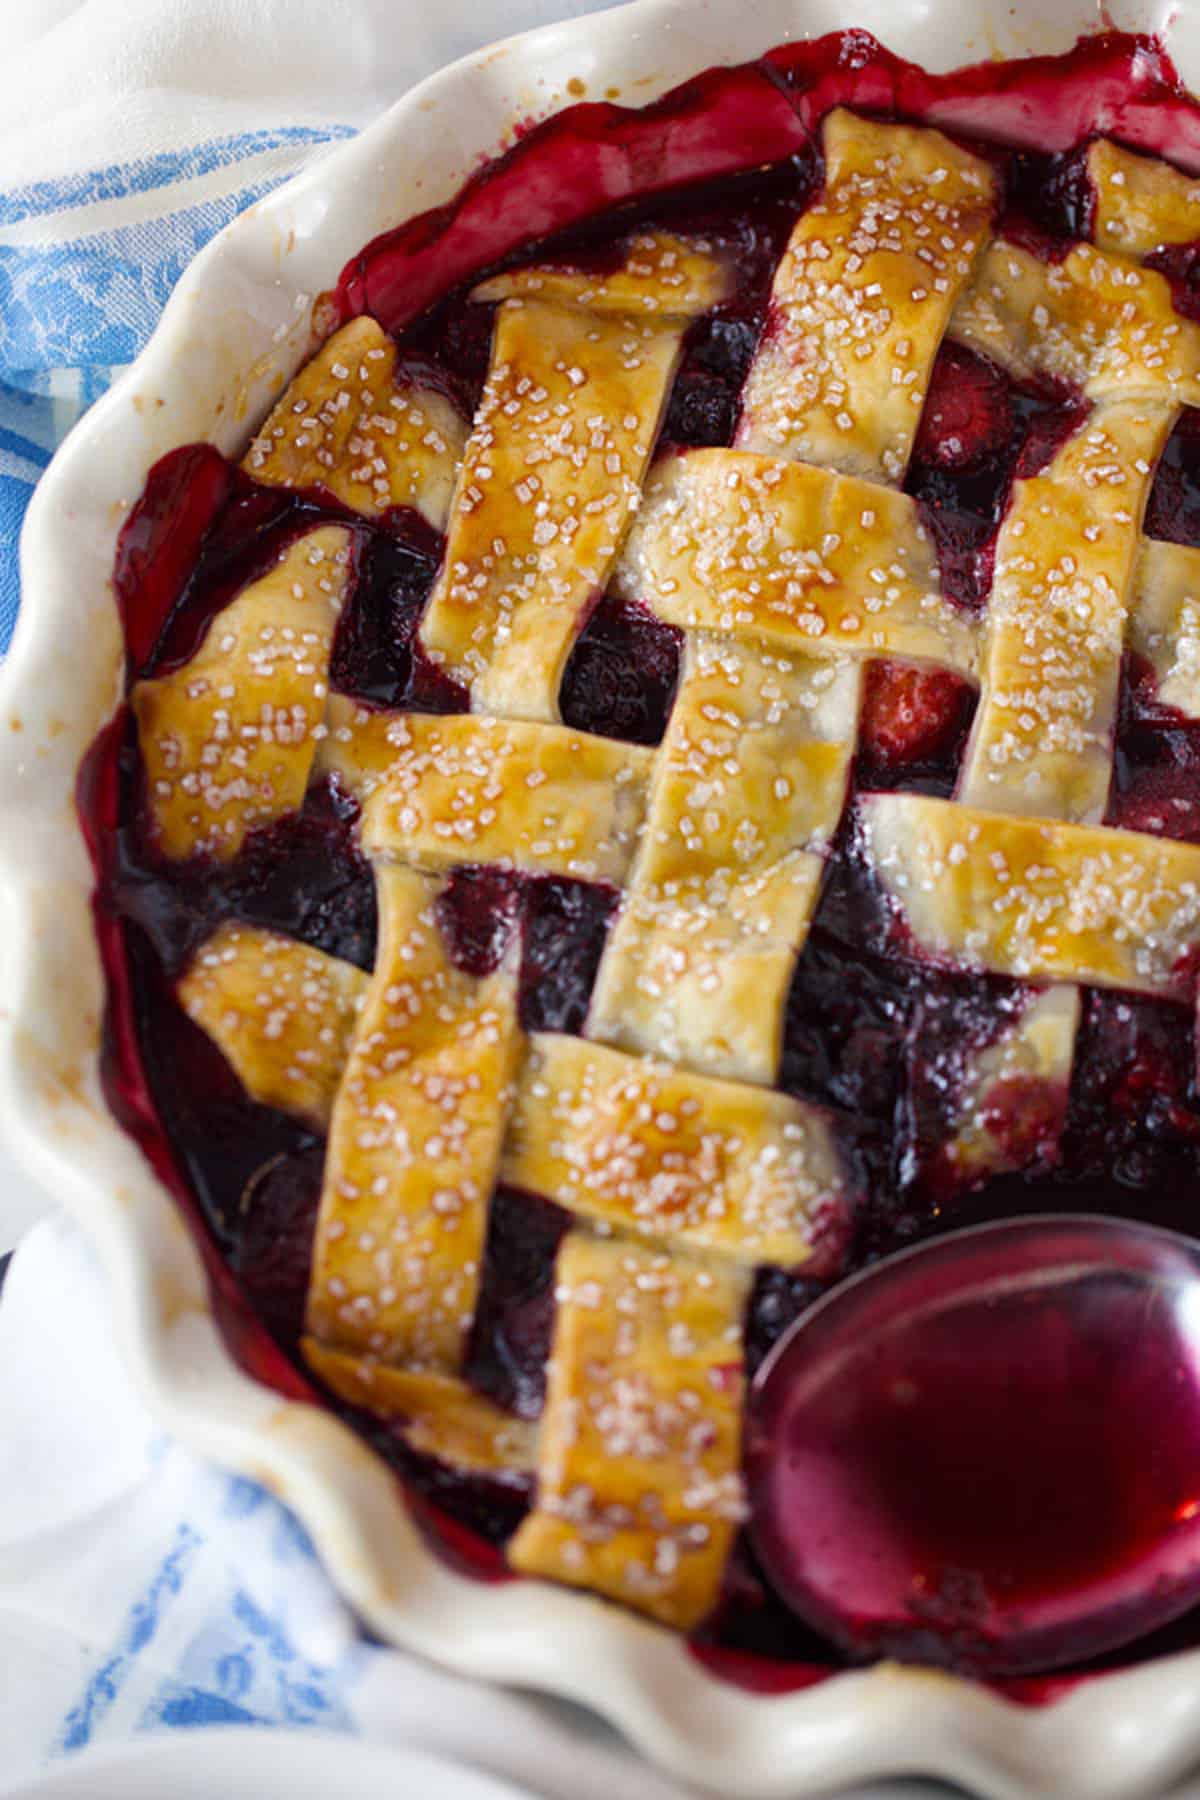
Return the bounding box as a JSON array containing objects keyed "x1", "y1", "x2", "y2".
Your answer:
[{"x1": 0, "y1": 1215, "x2": 714, "y2": 1798}]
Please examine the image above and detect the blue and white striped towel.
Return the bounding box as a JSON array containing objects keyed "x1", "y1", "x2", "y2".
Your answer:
[{"x1": 0, "y1": 117, "x2": 346, "y2": 654}]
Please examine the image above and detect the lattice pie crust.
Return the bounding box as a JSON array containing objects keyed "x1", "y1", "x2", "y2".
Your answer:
[{"x1": 140, "y1": 117, "x2": 1200, "y2": 1630}]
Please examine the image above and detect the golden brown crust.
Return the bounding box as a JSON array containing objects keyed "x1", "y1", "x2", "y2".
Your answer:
[
  {"x1": 242, "y1": 317, "x2": 466, "y2": 527},
  {"x1": 587, "y1": 634, "x2": 860, "y2": 1084},
  {"x1": 617, "y1": 448, "x2": 974, "y2": 671},
  {"x1": 1089, "y1": 139, "x2": 1200, "y2": 259},
  {"x1": 307, "y1": 864, "x2": 523, "y2": 1370},
  {"x1": 1130, "y1": 537, "x2": 1200, "y2": 719},
  {"x1": 421, "y1": 240, "x2": 727, "y2": 720},
  {"x1": 937, "y1": 985, "x2": 1080, "y2": 1186},
  {"x1": 508, "y1": 1231, "x2": 748, "y2": 1630},
  {"x1": 961, "y1": 399, "x2": 1174, "y2": 822},
  {"x1": 178, "y1": 923, "x2": 367, "y2": 1130},
  {"x1": 360, "y1": 712, "x2": 653, "y2": 883},
  {"x1": 312, "y1": 694, "x2": 423, "y2": 801},
  {"x1": 736, "y1": 111, "x2": 996, "y2": 482},
  {"x1": 132, "y1": 526, "x2": 353, "y2": 861},
  {"x1": 950, "y1": 238, "x2": 1200, "y2": 402},
  {"x1": 862, "y1": 792, "x2": 1200, "y2": 997},
  {"x1": 473, "y1": 231, "x2": 731, "y2": 318},
  {"x1": 504, "y1": 1033, "x2": 850, "y2": 1266},
  {"x1": 302, "y1": 1340, "x2": 536, "y2": 1476}
]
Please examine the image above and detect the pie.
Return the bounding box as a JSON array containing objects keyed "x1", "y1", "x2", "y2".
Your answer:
[{"x1": 86, "y1": 28, "x2": 1200, "y2": 1670}]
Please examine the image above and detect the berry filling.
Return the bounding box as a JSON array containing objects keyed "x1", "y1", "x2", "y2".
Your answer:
[
  {"x1": 435, "y1": 866, "x2": 617, "y2": 1030},
  {"x1": 330, "y1": 527, "x2": 466, "y2": 713},
  {"x1": 1147, "y1": 241, "x2": 1200, "y2": 324},
  {"x1": 1002, "y1": 146, "x2": 1096, "y2": 251},
  {"x1": 559, "y1": 594, "x2": 683, "y2": 746},
  {"x1": 467, "y1": 1186, "x2": 571, "y2": 1419},
  {"x1": 1145, "y1": 407, "x2": 1200, "y2": 546},
  {"x1": 80, "y1": 25, "x2": 1200, "y2": 1691},
  {"x1": 904, "y1": 343, "x2": 1087, "y2": 614},
  {"x1": 912, "y1": 342, "x2": 1014, "y2": 475},
  {"x1": 233, "y1": 1146, "x2": 325, "y2": 1346},
  {"x1": 520, "y1": 878, "x2": 618, "y2": 1034},
  {"x1": 857, "y1": 662, "x2": 976, "y2": 794}
]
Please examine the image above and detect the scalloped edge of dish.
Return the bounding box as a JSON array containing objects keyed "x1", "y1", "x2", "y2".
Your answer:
[{"x1": 5, "y1": 2, "x2": 1200, "y2": 1794}]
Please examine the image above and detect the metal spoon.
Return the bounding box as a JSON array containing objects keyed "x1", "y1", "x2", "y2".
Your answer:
[{"x1": 747, "y1": 1214, "x2": 1200, "y2": 1677}]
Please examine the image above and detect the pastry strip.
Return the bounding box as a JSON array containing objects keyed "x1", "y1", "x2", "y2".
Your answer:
[
  {"x1": 360, "y1": 712, "x2": 652, "y2": 884},
  {"x1": 307, "y1": 864, "x2": 523, "y2": 1369},
  {"x1": 588, "y1": 634, "x2": 860, "y2": 1084},
  {"x1": 508, "y1": 1231, "x2": 749, "y2": 1630},
  {"x1": 421, "y1": 239, "x2": 730, "y2": 721},
  {"x1": 1089, "y1": 138, "x2": 1200, "y2": 260},
  {"x1": 862, "y1": 792, "x2": 1200, "y2": 998},
  {"x1": 736, "y1": 110, "x2": 996, "y2": 482},
  {"x1": 961, "y1": 398, "x2": 1175, "y2": 822},
  {"x1": 504, "y1": 1033, "x2": 850, "y2": 1268},
  {"x1": 178, "y1": 923, "x2": 367, "y2": 1131},
  {"x1": 242, "y1": 316, "x2": 466, "y2": 528},
  {"x1": 302, "y1": 1341, "x2": 536, "y2": 1476},
  {"x1": 617, "y1": 448, "x2": 975, "y2": 672},
  {"x1": 1130, "y1": 537, "x2": 1200, "y2": 720},
  {"x1": 950, "y1": 239, "x2": 1200, "y2": 403},
  {"x1": 133, "y1": 525, "x2": 353, "y2": 860}
]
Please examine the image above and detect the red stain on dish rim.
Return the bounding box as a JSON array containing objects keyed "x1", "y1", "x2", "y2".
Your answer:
[
  {"x1": 79, "y1": 25, "x2": 1200, "y2": 1701},
  {"x1": 330, "y1": 28, "x2": 1200, "y2": 340}
]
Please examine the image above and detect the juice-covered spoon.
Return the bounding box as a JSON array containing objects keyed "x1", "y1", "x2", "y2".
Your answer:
[{"x1": 748, "y1": 1214, "x2": 1200, "y2": 1675}]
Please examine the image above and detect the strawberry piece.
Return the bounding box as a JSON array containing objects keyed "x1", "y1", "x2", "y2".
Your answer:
[
  {"x1": 912, "y1": 342, "x2": 1013, "y2": 473},
  {"x1": 860, "y1": 662, "x2": 974, "y2": 774}
]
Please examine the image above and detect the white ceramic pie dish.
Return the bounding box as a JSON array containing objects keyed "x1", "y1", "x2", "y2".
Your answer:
[{"x1": 5, "y1": 0, "x2": 1200, "y2": 1794}]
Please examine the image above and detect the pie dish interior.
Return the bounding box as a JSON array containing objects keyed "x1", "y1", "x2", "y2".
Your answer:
[{"x1": 9, "y1": 1, "x2": 1200, "y2": 1795}]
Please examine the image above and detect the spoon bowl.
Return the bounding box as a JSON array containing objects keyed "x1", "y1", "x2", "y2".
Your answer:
[{"x1": 747, "y1": 1214, "x2": 1200, "y2": 1676}]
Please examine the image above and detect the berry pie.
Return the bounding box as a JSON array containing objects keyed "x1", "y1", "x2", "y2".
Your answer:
[{"x1": 85, "y1": 27, "x2": 1200, "y2": 1672}]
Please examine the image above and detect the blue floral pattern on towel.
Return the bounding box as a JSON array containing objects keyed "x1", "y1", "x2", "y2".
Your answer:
[{"x1": 49, "y1": 1452, "x2": 361, "y2": 1759}]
